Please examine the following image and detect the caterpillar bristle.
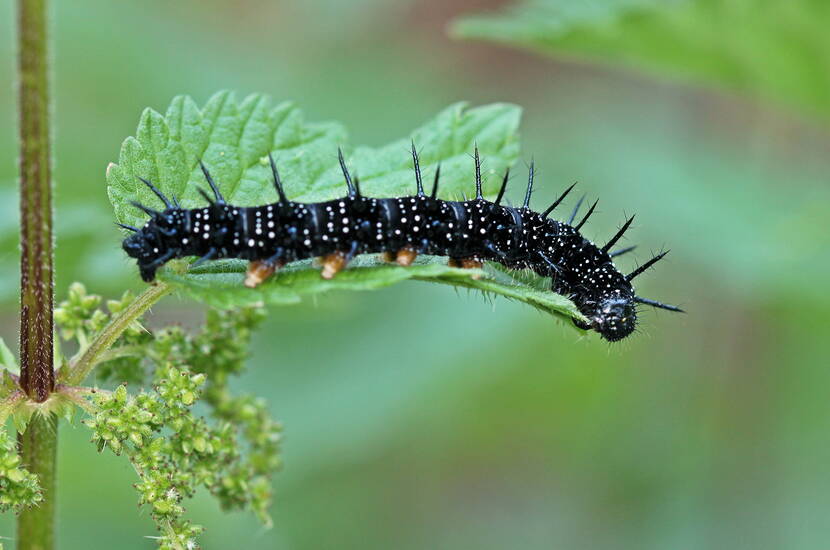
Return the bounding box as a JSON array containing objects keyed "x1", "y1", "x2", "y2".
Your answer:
[
  {"x1": 130, "y1": 201, "x2": 160, "y2": 218},
  {"x1": 116, "y1": 222, "x2": 139, "y2": 232},
  {"x1": 494, "y1": 168, "x2": 510, "y2": 206},
  {"x1": 634, "y1": 296, "x2": 684, "y2": 313},
  {"x1": 541, "y1": 182, "x2": 576, "y2": 218},
  {"x1": 196, "y1": 187, "x2": 215, "y2": 205},
  {"x1": 609, "y1": 245, "x2": 637, "y2": 258},
  {"x1": 430, "y1": 164, "x2": 441, "y2": 199},
  {"x1": 574, "y1": 199, "x2": 598, "y2": 231},
  {"x1": 138, "y1": 176, "x2": 173, "y2": 209},
  {"x1": 474, "y1": 145, "x2": 483, "y2": 200},
  {"x1": 626, "y1": 250, "x2": 669, "y2": 281},
  {"x1": 337, "y1": 147, "x2": 359, "y2": 198},
  {"x1": 411, "y1": 141, "x2": 424, "y2": 197},
  {"x1": 602, "y1": 216, "x2": 635, "y2": 253},
  {"x1": 568, "y1": 195, "x2": 585, "y2": 224},
  {"x1": 268, "y1": 153, "x2": 289, "y2": 204},
  {"x1": 537, "y1": 251, "x2": 561, "y2": 274},
  {"x1": 199, "y1": 161, "x2": 226, "y2": 204},
  {"x1": 522, "y1": 160, "x2": 535, "y2": 208}
]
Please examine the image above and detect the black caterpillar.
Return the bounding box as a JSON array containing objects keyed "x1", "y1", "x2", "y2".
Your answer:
[{"x1": 120, "y1": 146, "x2": 682, "y2": 341}]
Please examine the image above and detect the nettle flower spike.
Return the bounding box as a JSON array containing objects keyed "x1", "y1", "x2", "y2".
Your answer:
[{"x1": 0, "y1": 429, "x2": 42, "y2": 513}]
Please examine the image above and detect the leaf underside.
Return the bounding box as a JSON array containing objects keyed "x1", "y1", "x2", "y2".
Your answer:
[{"x1": 107, "y1": 91, "x2": 586, "y2": 326}]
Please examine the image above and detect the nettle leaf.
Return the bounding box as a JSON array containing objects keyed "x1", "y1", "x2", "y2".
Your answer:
[
  {"x1": 453, "y1": 0, "x2": 830, "y2": 121},
  {"x1": 107, "y1": 92, "x2": 585, "y2": 326},
  {"x1": 159, "y1": 258, "x2": 580, "y2": 323}
]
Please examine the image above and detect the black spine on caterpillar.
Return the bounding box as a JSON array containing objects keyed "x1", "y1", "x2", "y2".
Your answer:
[{"x1": 120, "y1": 146, "x2": 683, "y2": 341}]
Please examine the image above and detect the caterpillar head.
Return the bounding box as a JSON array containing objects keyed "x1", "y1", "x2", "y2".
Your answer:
[
  {"x1": 122, "y1": 209, "x2": 186, "y2": 282},
  {"x1": 574, "y1": 295, "x2": 637, "y2": 342}
]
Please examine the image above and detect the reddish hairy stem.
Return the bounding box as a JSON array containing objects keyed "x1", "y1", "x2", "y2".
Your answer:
[
  {"x1": 16, "y1": 0, "x2": 58, "y2": 548},
  {"x1": 17, "y1": 0, "x2": 54, "y2": 402}
]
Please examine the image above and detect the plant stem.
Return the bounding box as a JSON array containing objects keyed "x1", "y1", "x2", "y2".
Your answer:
[
  {"x1": 16, "y1": 414, "x2": 58, "y2": 550},
  {"x1": 17, "y1": 0, "x2": 53, "y2": 402},
  {"x1": 16, "y1": 0, "x2": 57, "y2": 548},
  {"x1": 64, "y1": 282, "x2": 173, "y2": 386}
]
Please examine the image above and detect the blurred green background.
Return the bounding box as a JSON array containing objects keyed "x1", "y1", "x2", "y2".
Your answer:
[{"x1": 2, "y1": 0, "x2": 829, "y2": 548}]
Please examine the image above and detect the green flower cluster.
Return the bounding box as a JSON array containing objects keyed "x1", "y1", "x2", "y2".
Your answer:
[
  {"x1": 151, "y1": 308, "x2": 282, "y2": 522},
  {"x1": 71, "y1": 293, "x2": 282, "y2": 548},
  {"x1": 55, "y1": 283, "x2": 152, "y2": 384},
  {"x1": 54, "y1": 282, "x2": 109, "y2": 343},
  {"x1": 0, "y1": 429, "x2": 41, "y2": 513},
  {"x1": 49, "y1": 282, "x2": 284, "y2": 548},
  {"x1": 85, "y1": 366, "x2": 234, "y2": 548}
]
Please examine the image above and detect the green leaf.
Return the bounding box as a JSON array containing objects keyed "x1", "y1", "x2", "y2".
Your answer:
[
  {"x1": 108, "y1": 92, "x2": 522, "y2": 226},
  {"x1": 108, "y1": 92, "x2": 585, "y2": 326},
  {"x1": 159, "y1": 257, "x2": 584, "y2": 325},
  {"x1": 453, "y1": 0, "x2": 830, "y2": 121},
  {"x1": 0, "y1": 337, "x2": 17, "y2": 374},
  {"x1": 0, "y1": 391, "x2": 24, "y2": 425}
]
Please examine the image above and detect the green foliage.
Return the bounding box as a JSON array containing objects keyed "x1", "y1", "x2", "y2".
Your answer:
[
  {"x1": 54, "y1": 282, "x2": 110, "y2": 348},
  {"x1": 147, "y1": 307, "x2": 281, "y2": 523},
  {"x1": 55, "y1": 283, "x2": 152, "y2": 384},
  {"x1": 0, "y1": 429, "x2": 41, "y2": 513},
  {"x1": 85, "y1": 354, "x2": 280, "y2": 548},
  {"x1": 85, "y1": 370, "x2": 209, "y2": 549},
  {"x1": 453, "y1": 0, "x2": 830, "y2": 121},
  {"x1": 95, "y1": 291, "x2": 155, "y2": 384},
  {"x1": 108, "y1": 91, "x2": 521, "y2": 227},
  {"x1": 21, "y1": 281, "x2": 283, "y2": 548},
  {"x1": 105, "y1": 92, "x2": 585, "y2": 325},
  {"x1": 63, "y1": 282, "x2": 281, "y2": 548}
]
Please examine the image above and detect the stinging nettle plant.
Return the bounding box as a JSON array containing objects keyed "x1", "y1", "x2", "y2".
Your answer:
[
  {"x1": 2, "y1": 93, "x2": 583, "y2": 547},
  {"x1": 3, "y1": 4, "x2": 586, "y2": 546}
]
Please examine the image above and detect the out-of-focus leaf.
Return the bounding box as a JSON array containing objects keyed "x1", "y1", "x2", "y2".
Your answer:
[
  {"x1": 0, "y1": 337, "x2": 18, "y2": 374},
  {"x1": 453, "y1": 0, "x2": 830, "y2": 121},
  {"x1": 108, "y1": 92, "x2": 585, "y2": 324}
]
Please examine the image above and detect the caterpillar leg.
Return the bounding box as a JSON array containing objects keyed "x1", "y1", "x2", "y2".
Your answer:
[
  {"x1": 320, "y1": 242, "x2": 360, "y2": 280},
  {"x1": 395, "y1": 246, "x2": 418, "y2": 267},
  {"x1": 244, "y1": 258, "x2": 286, "y2": 288},
  {"x1": 449, "y1": 257, "x2": 484, "y2": 279},
  {"x1": 321, "y1": 251, "x2": 349, "y2": 279},
  {"x1": 381, "y1": 245, "x2": 418, "y2": 266}
]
